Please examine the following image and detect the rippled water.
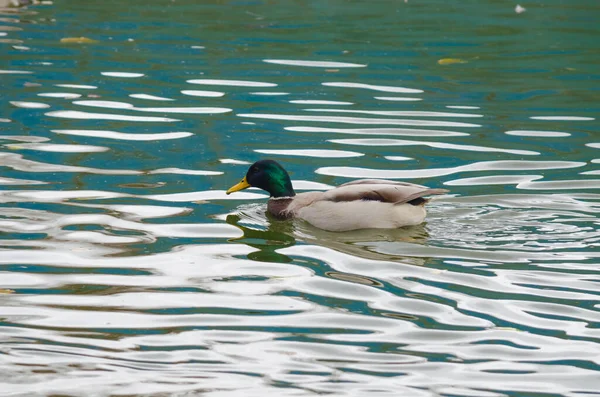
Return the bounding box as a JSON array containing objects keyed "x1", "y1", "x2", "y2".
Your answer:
[{"x1": 1, "y1": 1, "x2": 600, "y2": 396}]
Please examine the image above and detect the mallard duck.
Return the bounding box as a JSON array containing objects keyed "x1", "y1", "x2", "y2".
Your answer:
[{"x1": 226, "y1": 159, "x2": 448, "y2": 232}]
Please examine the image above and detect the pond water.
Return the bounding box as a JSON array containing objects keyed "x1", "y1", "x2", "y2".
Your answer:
[{"x1": 1, "y1": 1, "x2": 600, "y2": 396}]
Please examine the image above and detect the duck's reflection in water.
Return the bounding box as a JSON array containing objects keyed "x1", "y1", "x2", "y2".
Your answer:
[
  {"x1": 296, "y1": 222, "x2": 429, "y2": 266},
  {"x1": 222, "y1": 203, "x2": 429, "y2": 267},
  {"x1": 225, "y1": 212, "x2": 296, "y2": 263}
]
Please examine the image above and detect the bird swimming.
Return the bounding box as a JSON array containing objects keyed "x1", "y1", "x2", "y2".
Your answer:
[{"x1": 226, "y1": 159, "x2": 448, "y2": 232}]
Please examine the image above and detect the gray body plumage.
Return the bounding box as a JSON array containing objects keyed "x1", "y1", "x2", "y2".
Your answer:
[{"x1": 267, "y1": 179, "x2": 448, "y2": 232}]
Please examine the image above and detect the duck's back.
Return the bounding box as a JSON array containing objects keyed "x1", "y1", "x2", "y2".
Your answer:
[{"x1": 324, "y1": 179, "x2": 446, "y2": 204}]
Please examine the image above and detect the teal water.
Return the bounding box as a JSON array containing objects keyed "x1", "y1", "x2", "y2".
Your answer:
[{"x1": 1, "y1": 1, "x2": 600, "y2": 396}]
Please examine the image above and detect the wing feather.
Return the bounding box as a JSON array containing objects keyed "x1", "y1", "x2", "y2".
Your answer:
[{"x1": 321, "y1": 180, "x2": 448, "y2": 205}]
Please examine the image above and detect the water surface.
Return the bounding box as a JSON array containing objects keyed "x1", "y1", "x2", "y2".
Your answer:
[{"x1": 1, "y1": 1, "x2": 600, "y2": 396}]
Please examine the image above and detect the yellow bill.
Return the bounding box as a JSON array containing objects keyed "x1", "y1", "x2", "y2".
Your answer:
[{"x1": 226, "y1": 177, "x2": 251, "y2": 195}]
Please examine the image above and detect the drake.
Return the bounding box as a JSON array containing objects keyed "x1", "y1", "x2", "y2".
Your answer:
[{"x1": 226, "y1": 159, "x2": 448, "y2": 232}]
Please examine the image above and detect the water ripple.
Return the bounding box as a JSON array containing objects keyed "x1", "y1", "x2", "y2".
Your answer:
[
  {"x1": 331, "y1": 138, "x2": 538, "y2": 155},
  {"x1": 264, "y1": 59, "x2": 366, "y2": 68},
  {"x1": 322, "y1": 82, "x2": 423, "y2": 94},
  {"x1": 375, "y1": 96, "x2": 423, "y2": 101},
  {"x1": 530, "y1": 116, "x2": 594, "y2": 121},
  {"x1": 101, "y1": 71, "x2": 145, "y2": 78},
  {"x1": 306, "y1": 108, "x2": 484, "y2": 118},
  {"x1": 129, "y1": 93, "x2": 174, "y2": 101},
  {"x1": 238, "y1": 113, "x2": 481, "y2": 128},
  {"x1": 45, "y1": 110, "x2": 180, "y2": 122},
  {"x1": 289, "y1": 100, "x2": 354, "y2": 105},
  {"x1": 0, "y1": 70, "x2": 32, "y2": 74},
  {"x1": 37, "y1": 92, "x2": 82, "y2": 99},
  {"x1": 255, "y1": 149, "x2": 364, "y2": 158},
  {"x1": 0, "y1": 176, "x2": 46, "y2": 185},
  {"x1": 517, "y1": 179, "x2": 600, "y2": 190},
  {"x1": 10, "y1": 101, "x2": 50, "y2": 108},
  {"x1": 316, "y1": 160, "x2": 584, "y2": 179},
  {"x1": 136, "y1": 106, "x2": 231, "y2": 114},
  {"x1": 187, "y1": 79, "x2": 277, "y2": 87},
  {"x1": 73, "y1": 100, "x2": 231, "y2": 114},
  {"x1": 250, "y1": 91, "x2": 289, "y2": 96},
  {"x1": 181, "y1": 89, "x2": 225, "y2": 97},
  {"x1": 4, "y1": 143, "x2": 109, "y2": 153},
  {"x1": 54, "y1": 84, "x2": 97, "y2": 89},
  {"x1": 506, "y1": 130, "x2": 571, "y2": 137},
  {"x1": 3, "y1": 3, "x2": 600, "y2": 396},
  {"x1": 285, "y1": 126, "x2": 469, "y2": 137},
  {"x1": 53, "y1": 129, "x2": 193, "y2": 141}
]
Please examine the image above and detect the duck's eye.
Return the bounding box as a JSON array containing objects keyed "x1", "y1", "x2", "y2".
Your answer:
[{"x1": 250, "y1": 167, "x2": 259, "y2": 173}]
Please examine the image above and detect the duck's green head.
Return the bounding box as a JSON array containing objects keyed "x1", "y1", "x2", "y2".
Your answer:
[{"x1": 226, "y1": 159, "x2": 296, "y2": 198}]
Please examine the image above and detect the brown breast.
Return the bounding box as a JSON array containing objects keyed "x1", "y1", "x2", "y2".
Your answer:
[{"x1": 267, "y1": 198, "x2": 295, "y2": 219}]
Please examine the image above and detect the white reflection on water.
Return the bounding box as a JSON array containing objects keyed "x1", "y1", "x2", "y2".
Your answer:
[
  {"x1": 72, "y1": 100, "x2": 134, "y2": 109},
  {"x1": 289, "y1": 100, "x2": 354, "y2": 105},
  {"x1": 149, "y1": 168, "x2": 223, "y2": 176},
  {"x1": 46, "y1": 110, "x2": 180, "y2": 122},
  {"x1": 219, "y1": 158, "x2": 252, "y2": 165},
  {"x1": 323, "y1": 82, "x2": 423, "y2": 94},
  {"x1": 0, "y1": 152, "x2": 223, "y2": 176},
  {"x1": 53, "y1": 129, "x2": 193, "y2": 141},
  {"x1": 250, "y1": 91, "x2": 290, "y2": 96},
  {"x1": 54, "y1": 84, "x2": 97, "y2": 89},
  {"x1": 285, "y1": 126, "x2": 469, "y2": 137},
  {"x1": 0, "y1": 70, "x2": 33, "y2": 74},
  {"x1": 134, "y1": 106, "x2": 231, "y2": 114},
  {"x1": 187, "y1": 78, "x2": 277, "y2": 87},
  {"x1": 264, "y1": 59, "x2": 367, "y2": 68},
  {"x1": 517, "y1": 179, "x2": 600, "y2": 190},
  {"x1": 238, "y1": 113, "x2": 481, "y2": 127},
  {"x1": 73, "y1": 100, "x2": 232, "y2": 114},
  {"x1": 181, "y1": 89, "x2": 225, "y2": 97},
  {"x1": 101, "y1": 71, "x2": 145, "y2": 78},
  {"x1": 316, "y1": 160, "x2": 585, "y2": 179},
  {"x1": 10, "y1": 101, "x2": 50, "y2": 108},
  {"x1": 145, "y1": 190, "x2": 267, "y2": 202},
  {"x1": 530, "y1": 116, "x2": 595, "y2": 121},
  {"x1": 445, "y1": 174, "x2": 544, "y2": 186},
  {"x1": 385, "y1": 155, "x2": 413, "y2": 161},
  {"x1": 375, "y1": 96, "x2": 423, "y2": 101},
  {"x1": 306, "y1": 108, "x2": 484, "y2": 118},
  {"x1": 129, "y1": 93, "x2": 175, "y2": 101},
  {"x1": 506, "y1": 130, "x2": 571, "y2": 137},
  {"x1": 37, "y1": 92, "x2": 82, "y2": 99},
  {"x1": 0, "y1": 152, "x2": 141, "y2": 175},
  {"x1": 0, "y1": 176, "x2": 47, "y2": 185},
  {"x1": 331, "y1": 137, "x2": 538, "y2": 155},
  {"x1": 255, "y1": 149, "x2": 364, "y2": 158},
  {"x1": 4, "y1": 143, "x2": 109, "y2": 153}
]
